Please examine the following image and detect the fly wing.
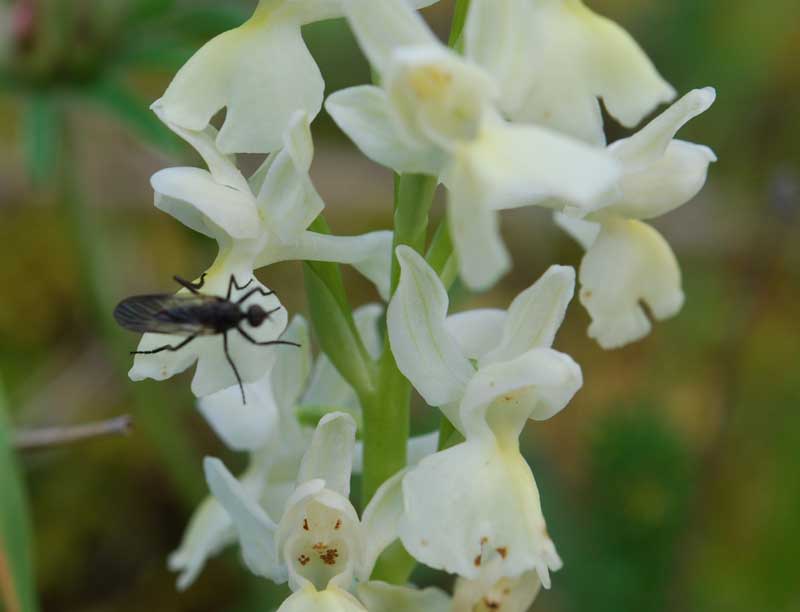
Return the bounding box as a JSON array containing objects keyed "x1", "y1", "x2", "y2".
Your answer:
[{"x1": 114, "y1": 294, "x2": 212, "y2": 335}]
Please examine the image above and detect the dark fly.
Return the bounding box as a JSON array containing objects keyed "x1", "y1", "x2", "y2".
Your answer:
[{"x1": 114, "y1": 274, "x2": 299, "y2": 404}]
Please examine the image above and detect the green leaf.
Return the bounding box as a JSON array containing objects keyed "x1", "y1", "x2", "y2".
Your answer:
[
  {"x1": 0, "y1": 382, "x2": 39, "y2": 612},
  {"x1": 303, "y1": 217, "x2": 377, "y2": 400},
  {"x1": 22, "y1": 95, "x2": 61, "y2": 186},
  {"x1": 85, "y1": 80, "x2": 180, "y2": 155}
]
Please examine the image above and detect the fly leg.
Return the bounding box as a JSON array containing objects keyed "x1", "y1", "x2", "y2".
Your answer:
[
  {"x1": 236, "y1": 326, "x2": 301, "y2": 348},
  {"x1": 226, "y1": 274, "x2": 254, "y2": 301},
  {"x1": 174, "y1": 273, "x2": 207, "y2": 294},
  {"x1": 131, "y1": 334, "x2": 197, "y2": 355},
  {"x1": 235, "y1": 286, "x2": 275, "y2": 305},
  {"x1": 223, "y1": 331, "x2": 246, "y2": 404}
]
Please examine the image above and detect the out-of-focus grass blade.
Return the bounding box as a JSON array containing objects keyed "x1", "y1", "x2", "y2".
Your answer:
[
  {"x1": 22, "y1": 95, "x2": 61, "y2": 187},
  {"x1": 86, "y1": 80, "x2": 180, "y2": 155},
  {"x1": 0, "y1": 383, "x2": 39, "y2": 612},
  {"x1": 127, "y1": 0, "x2": 176, "y2": 23}
]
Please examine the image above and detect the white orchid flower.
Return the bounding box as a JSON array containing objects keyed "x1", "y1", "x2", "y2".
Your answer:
[
  {"x1": 555, "y1": 88, "x2": 717, "y2": 349},
  {"x1": 357, "y1": 555, "x2": 542, "y2": 612},
  {"x1": 387, "y1": 247, "x2": 582, "y2": 587},
  {"x1": 169, "y1": 307, "x2": 439, "y2": 590},
  {"x1": 158, "y1": 0, "x2": 440, "y2": 154},
  {"x1": 129, "y1": 108, "x2": 393, "y2": 397},
  {"x1": 464, "y1": 0, "x2": 675, "y2": 145},
  {"x1": 205, "y1": 412, "x2": 407, "y2": 612},
  {"x1": 168, "y1": 315, "x2": 312, "y2": 589},
  {"x1": 327, "y1": 0, "x2": 621, "y2": 290}
]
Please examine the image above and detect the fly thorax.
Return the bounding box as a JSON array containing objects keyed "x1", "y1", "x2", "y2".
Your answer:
[
  {"x1": 386, "y1": 46, "x2": 498, "y2": 151},
  {"x1": 284, "y1": 496, "x2": 361, "y2": 591}
]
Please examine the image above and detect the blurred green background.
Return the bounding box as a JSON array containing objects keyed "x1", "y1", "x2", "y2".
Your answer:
[{"x1": 1, "y1": 0, "x2": 798, "y2": 610}]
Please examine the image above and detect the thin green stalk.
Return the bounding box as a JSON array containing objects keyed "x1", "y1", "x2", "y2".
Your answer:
[
  {"x1": 57, "y1": 117, "x2": 203, "y2": 505},
  {"x1": 448, "y1": 0, "x2": 472, "y2": 50},
  {"x1": 0, "y1": 383, "x2": 39, "y2": 612}
]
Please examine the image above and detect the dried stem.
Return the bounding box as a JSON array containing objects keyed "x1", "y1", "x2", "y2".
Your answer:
[{"x1": 13, "y1": 415, "x2": 133, "y2": 451}]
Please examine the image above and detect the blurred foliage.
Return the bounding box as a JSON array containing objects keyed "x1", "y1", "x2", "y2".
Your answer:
[{"x1": 0, "y1": 0, "x2": 798, "y2": 611}]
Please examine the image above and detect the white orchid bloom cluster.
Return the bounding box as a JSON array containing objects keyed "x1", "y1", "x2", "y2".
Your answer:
[{"x1": 117, "y1": 0, "x2": 716, "y2": 610}]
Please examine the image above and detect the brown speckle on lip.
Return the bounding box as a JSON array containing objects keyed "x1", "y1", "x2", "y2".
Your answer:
[
  {"x1": 496, "y1": 546, "x2": 508, "y2": 559},
  {"x1": 474, "y1": 554, "x2": 482, "y2": 567},
  {"x1": 320, "y1": 548, "x2": 339, "y2": 566},
  {"x1": 298, "y1": 554, "x2": 310, "y2": 566},
  {"x1": 334, "y1": 519, "x2": 342, "y2": 530},
  {"x1": 302, "y1": 518, "x2": 309, "y2": 531}
]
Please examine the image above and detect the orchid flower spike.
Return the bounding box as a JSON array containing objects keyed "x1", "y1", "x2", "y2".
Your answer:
[
  {"x1": 205, "y1": 412, "x2": 407, "y2": 611},
  {"x1": 387, "y1": 247, "x2": 582, "y2": 586},
  {"x1": 158, "y1": 0, "x2": 440, "y2": 154},
  {"x1": 128, "y1": 108, "x2": 393, "y2": 397},
  {"x1": 327, "y1": 0, "x2": 621, "y2": 290},
  {"x1": 464, "y1": 0, "x2": 676, "y2": 145},
  {"x1": 555, "y1": 88, "x2": 717, "y2": 348}
]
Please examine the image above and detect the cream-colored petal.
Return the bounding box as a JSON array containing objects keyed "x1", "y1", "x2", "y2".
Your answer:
[
  {"x1": 444, "y1": 155, "x2": 511, "y2": 291},
  {"x1": 400, "y1": 438, "x2": 561, "y2": 585},
  {"x1": 357, "y1": 581, "x2": 451, "y2": 612},
  {"x1": 385, "y1": 45, "x2": 498, "y2": 150},
  {"x1": 257, "y1": 230, "x2": 393, "y2": 301},
  {"x1": 611, "y1": 87, "x2": 716, "y2": 166},
  {"x1": 387, "y1": 246, "x2": 475, "y2": 407},
  {"x1": 553, "y1": 211, "x2": 601, "y2": 251},
  {"x1": 169, "y1": 461, "x2": 268, "y2": 589},
  {"x1": 151, "y1": 99, "x2": 250, "y2": 192},
  {"x1": 453, "y1": 564, "x2": 542, "y2": 612},
  {"x1": 482, "y1": 266, "x2": 575, "y2": 366},
  {"x1": 204, "y1": 457, "x2": 286, "y2": 582},
  {"x1": 605, "y1": 88, "x2": 717, "y2": 219},
  {"x1": 325, "y1": 86, "x2": 444, "y2": 175},
  {"x1": 465, "y1": 119, "x2": 621, "y2": 212},
  {"x1": 339, "y1": 0, "x2": 439, "y2": 76},
  {"x1": 168, "y1": 495, "x2": 235, "y2": 590},
  {"x1": 445, "y1": 309, "x2": 507, "y2": 360},
  {"x1": 360, "y1": 470, "x2": 406, "y2": 579},
  {"x1": 271, "y1": 315, "x2": 313, "y2": 414},
  {"x1": 462, "y1": 349, "x2": 583, "y2": 441},
  {"x1": 198, "y1": 377, "x2": 280, "y2": 452},
  {"x1": 579, "y1": 218, "x2": 683, "y2": 349},
  {"x1": 277, "y1": 586, "x2": 367, "y2": 612},
  {"x1": 277, "y1": 484, "x2": 362, "y2": 591},
  {"x1": 160, "y1": 17, "x2": 323, "y2": 154},
  {"x1": 151, "y1": 167, "x2": 261, "y2": 241},
  {"x1": 256, "y1": 111, "x2": 325, "y2": 241},
  {"x1": 297, "y1": 413, "x2": 357, "y2": 498},
  {"x1": 465, "y1": 0, "x2": 675, "y2": 142}
]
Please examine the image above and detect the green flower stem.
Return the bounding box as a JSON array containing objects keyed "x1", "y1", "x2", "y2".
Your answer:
[
  {"x1": 57, "y1": 118, "x2": 204, "y2": 505},
  {"x1": 389, "y1": 174, "x2": 439, "y2": 292}
]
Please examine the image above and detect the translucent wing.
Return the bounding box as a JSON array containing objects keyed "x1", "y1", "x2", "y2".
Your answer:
[{"x1": 114, "y1": 294, "x2": 217, "y2": 335}]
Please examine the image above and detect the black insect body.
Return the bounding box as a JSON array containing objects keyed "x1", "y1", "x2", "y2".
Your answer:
[{"x1": 114, "y1": 274, "x2": 299, "y2": 404}]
